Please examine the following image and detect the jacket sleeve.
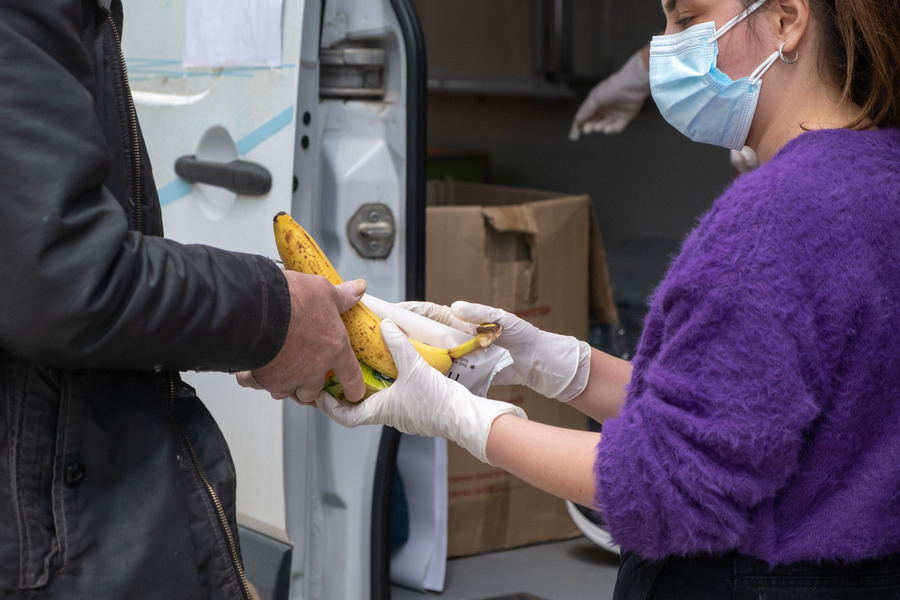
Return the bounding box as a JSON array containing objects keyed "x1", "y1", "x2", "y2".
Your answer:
[
  {"x1": 0, "y1": 0, "x2": 289, "y2": 372},
  {"x1": 594, "y1": 199, "x2": 823, "y2": 558}
]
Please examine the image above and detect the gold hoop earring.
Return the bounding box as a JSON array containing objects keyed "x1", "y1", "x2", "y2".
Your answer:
[{"x1": 779, "y1": 42, "x2": 799, "y2": 64}]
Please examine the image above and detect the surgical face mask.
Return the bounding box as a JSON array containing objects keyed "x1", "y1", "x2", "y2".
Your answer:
[{"x1": 649, "y1": 0, "x2": 780, "y2": 150}]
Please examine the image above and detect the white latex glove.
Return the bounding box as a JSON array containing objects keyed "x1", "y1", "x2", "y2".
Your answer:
[
  {"x1": 570, "y1": 49, "x2": 650, "y2": 139},
  {"x1": 730, "y1": 145, "x2": 760, "y2": 174},
  {"x1": 315, "y1": 319, "x2": 526, "y2": 464},
  {"x1": 397, "y1": 301, "x2": 591, "y2": 402}
]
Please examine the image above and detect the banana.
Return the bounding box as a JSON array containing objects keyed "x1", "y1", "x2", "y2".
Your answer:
[{"x1": 272, "y1": 212, "x2": 501, "y2": 399}]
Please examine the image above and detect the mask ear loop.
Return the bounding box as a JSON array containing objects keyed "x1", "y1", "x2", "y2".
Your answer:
[
  {"x1": 713, "y1": 0, "x2": 768, "y2": 40},
  {"x1": 749, "y1": 50, "x2": 781, "y2": 82}
]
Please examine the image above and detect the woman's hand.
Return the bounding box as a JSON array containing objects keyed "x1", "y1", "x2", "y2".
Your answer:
[
  {"x1": 399, "y1": 300, "x2": 591, "y2": 402},
  {"x1": 315, "y1": 319, "x2": 526, "y2": 464}
]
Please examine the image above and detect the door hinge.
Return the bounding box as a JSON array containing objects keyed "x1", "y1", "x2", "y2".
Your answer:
[{"x1": 320, "y1": 46, "x2": 386, "y2": 100}]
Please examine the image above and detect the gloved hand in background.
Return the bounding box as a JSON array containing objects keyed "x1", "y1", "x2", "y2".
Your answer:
[
  {"x1": 398, "y1": 301, "x2": 592, "y2": 402},
  {"x1": 314, "y1": 319, "x2": 526, "y2": 464},
  {"x1": 569, "y1": 47, "x2": 650, "y2": 140}
]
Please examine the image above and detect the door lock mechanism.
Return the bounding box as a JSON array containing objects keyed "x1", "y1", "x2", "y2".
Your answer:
[{"x1": 348, "y1": 204, "x2": 395, "y2": 259}]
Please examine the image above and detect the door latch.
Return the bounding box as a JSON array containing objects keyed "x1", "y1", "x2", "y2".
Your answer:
[{"x1": 348, "y1": 203, "x2": 395, "y2": 259}]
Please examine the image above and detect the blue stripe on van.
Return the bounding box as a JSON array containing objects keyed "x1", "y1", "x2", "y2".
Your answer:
[
  {"x1": 236, "y1": 106, "x2": 294, "y2": 155},
  {"x1": 157, "y1": 178, "x2": 194, "y2": 207}
]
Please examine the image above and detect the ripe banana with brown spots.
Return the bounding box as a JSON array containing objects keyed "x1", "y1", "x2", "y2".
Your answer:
[{"x1": 272, "y1": 212, "x2": 501, "y2": 398}]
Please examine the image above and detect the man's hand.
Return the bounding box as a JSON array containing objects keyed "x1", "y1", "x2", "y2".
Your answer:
[{"x1": 236, "y1": 271, "x2": 366, "y2": 404}]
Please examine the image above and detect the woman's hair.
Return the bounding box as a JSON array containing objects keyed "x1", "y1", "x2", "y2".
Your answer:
[{"x1": 748, "y1": 0, "x2": 900, "y2": 128}]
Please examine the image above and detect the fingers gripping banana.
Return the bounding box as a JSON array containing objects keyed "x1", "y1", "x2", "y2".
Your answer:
[{"x1": 272, "y1": 212, "x2": 501, "y2": 399}]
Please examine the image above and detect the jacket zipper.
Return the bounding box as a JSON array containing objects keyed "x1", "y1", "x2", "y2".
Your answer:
[
  {"x1": 168, "y1": 375, "x2": 253, "y2": 600},
  {"x1": 105, "y1": 13, "x2": 249, "y2": 600},
  {"x1": 107, "y1": 15, "x2": 143, "y2": 232}
]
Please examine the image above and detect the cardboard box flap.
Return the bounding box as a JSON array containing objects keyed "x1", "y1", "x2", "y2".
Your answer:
[{"x1": 482, "y1": 204, "x2": 539, "y2": 235}]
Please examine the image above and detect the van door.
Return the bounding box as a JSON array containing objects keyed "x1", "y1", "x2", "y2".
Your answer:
[{"x1": 122, "y1": 0, "x2": 425, "y2": 597}]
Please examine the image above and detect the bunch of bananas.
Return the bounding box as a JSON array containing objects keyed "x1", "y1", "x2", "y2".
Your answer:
[{"x1": 273, "y1": 211, "x2": 501, "y2": 402}]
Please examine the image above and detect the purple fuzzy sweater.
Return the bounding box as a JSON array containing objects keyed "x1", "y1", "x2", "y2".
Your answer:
[{"x1": 596, "y1": 127, "x2": 900, "y2": 565}]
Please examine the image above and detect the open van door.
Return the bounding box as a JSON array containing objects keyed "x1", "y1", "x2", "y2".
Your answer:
[{"x1": 122, "y1": 0, "x2": 426, "y2": 597}]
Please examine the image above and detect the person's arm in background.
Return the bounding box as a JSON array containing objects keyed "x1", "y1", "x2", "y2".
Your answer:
[{"x1": 569, "y1": 44, "x2": 651, "y2": 139}]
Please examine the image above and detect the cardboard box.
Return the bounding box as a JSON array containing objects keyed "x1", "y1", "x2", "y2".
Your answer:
[{"x1": 425, "y1": 179, "x2": 618, "y2": 556}]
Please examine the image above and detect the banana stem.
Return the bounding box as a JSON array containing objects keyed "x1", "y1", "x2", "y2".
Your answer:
[{"x1": 448, "y1": 323, "x2": 503, "y2": 360}]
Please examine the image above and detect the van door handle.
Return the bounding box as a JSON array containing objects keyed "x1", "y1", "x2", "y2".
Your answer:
[{"x1": 175, "y1": 155, "x2": 272, "y2": 196}]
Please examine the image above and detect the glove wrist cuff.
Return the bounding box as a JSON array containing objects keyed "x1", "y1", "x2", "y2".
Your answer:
[
  {"x1": 555, "y1": 340, "x2": 592, "y2": 402},
  {"x1": 461, "y1": 400, "x2": 527, "y2": 465}
]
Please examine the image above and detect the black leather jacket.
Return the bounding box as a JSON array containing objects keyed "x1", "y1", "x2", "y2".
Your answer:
[{"x1": 0, "y1": 0, "x2": 290, "y2": 597}]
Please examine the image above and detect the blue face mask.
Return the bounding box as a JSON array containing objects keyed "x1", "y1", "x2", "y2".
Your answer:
[{"x1": 649, "y1": 0, "x2": 779, "y2": 150}]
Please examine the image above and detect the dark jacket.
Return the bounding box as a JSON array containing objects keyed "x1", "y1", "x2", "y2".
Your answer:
[{"x1": 0, "y1": 0, "x2": 290, "y2": 597}]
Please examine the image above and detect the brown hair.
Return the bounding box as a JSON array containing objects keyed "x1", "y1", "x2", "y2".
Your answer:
[{"x1": 748, "y1": 0, "x2": 900, "y2": 128}]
